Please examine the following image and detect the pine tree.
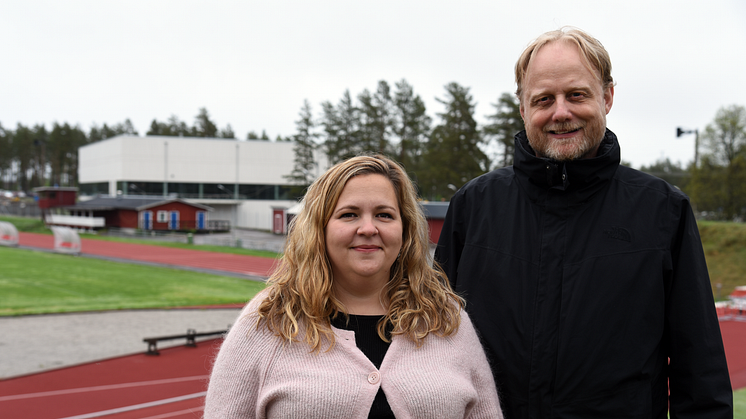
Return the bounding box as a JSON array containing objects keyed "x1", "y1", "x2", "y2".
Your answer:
[
  {"x1": 194, "y1": 108, "x2": 219, "y2": 138},
  {"x1": 393, "y1": 79, "x2": 431, "y2": 177},
  {"x1": 420, "y1": 82, "x2": 489, "y2": 200},
  {"x1": 285, "y1": 100, "x2": 319, "y2": 194},
  {"x1": 483, "y1": 93, "x2": 524, "y2": 168},
  {"x1": 321, "y1": 90, "x2": 360, "y2": 164}
]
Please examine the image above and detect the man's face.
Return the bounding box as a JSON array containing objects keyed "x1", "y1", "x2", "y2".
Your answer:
[{"x1": 519, "y1": 41, "x2": 614, "y2": 161}]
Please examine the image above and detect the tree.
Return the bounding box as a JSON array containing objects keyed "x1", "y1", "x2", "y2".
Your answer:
[
  {"x1": 701, "y1": 105, "x2": 746, "y2": 167},
  {"x1": 218, "y1": 124, "x2": 236, "y2": 139},
  {"x1": 357, "y1": 80, "x2": 394, "y2": 156},
  {"x1": 193, "y1": 107, "x2": 219, "y2": 138},
  {"x1": 392, "y1": 79, "x2": 431, "y2": 176},
  {"x1": 639, "y1": 157, "x2": 690, "y2": 191},
  {"x1": 420, "y1": 83, "x2": 489, "y2": 200},
  {"x1": 0, "y1": 123, "x2": 12, "y2": 189},
  {"x1": 12, "y1": 123, "x2": 40, "y2": 192},
  {"x1": 90, "y1": 119, "x2": 138, "y2": 143},
  {"x1": 48, "y1": 123, "x2": 86, "y2": 187},
  {"x1": 146, "y1": 115, "x2": 190, "y2": 136},
  {"x1": 483, "y1": 93, "x2": 524, "y2": 167},
  {"x1": 285, "y1": 100, "x2": 319, "y2": 196},
  {"x1": 321, "y1": 90, "x2": 360, "y2": 164},
  {"x1": 689, "y1": 105, "x2": 746, "y2": 220}
]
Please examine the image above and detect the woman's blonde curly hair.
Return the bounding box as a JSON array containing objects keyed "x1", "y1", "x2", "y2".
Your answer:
[{"x1": 255, "y1": 154, "x2": 463, "y2": 351}]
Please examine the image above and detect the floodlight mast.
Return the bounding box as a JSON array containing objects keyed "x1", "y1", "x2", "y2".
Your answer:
[{"x1": 676, "y1": 127, "x2": 699, "y2": 167}]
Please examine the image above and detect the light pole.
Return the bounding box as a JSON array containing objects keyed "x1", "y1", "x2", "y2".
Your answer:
[{"x1": 676, "y1": 127, "x2": 699, "y2": 167}]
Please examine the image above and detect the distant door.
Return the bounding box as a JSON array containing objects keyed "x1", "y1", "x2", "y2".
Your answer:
[
  {"x1": 169, "y1": 211, "x2": 180, "y2": 230},
  {"x1": 196, "y1": 211, "x2": 206, "y2": 230},
  {"x1": 274, "y1": 214, "x2": 282, "y2": 234},
  {"x1": 142, "y1": 211, "x2": 153, "y2": 230}
]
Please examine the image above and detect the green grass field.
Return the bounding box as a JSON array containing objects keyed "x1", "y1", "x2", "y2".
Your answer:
[
  {"x1": 0, "y1": 246, "x2": 265, "y2": 316},
  {"x1": 737, "y1": 389, "x2": 746, "y2": 418}
]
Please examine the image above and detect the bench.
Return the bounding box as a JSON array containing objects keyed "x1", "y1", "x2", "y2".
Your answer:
[{"x1": 143, "y1": 328, "x2": 227, "y2": 355}]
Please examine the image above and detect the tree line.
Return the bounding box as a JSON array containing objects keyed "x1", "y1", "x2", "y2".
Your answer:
[
  {"x1": 286, "y1": 79, "x2": 524, "y2": 200},
  {"x1": 0, "y1": 108, "x2": 278, "y2": 193},
  {"x1": 637, "y1": 105, "x2": 746, "y2": 221},
  {"x1": 2, "y1": 79, "x2": 744, "y2": 220},
  {"x1": 287, "y1": 81, "x2": 746, "y2": 216}
]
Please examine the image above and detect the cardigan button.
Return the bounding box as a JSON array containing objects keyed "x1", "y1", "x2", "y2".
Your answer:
[{"x1": 367, "y1": 372, "x2": 380, "y2": 384}]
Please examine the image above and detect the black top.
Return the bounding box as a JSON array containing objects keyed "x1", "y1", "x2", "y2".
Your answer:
[{"x1": 331, "y1": 314, "x2": 394, "y2": 419}]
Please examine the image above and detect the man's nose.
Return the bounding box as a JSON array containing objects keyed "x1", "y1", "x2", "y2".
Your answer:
[{"x1": 552, "y1": 98, "x2": 572, "y2": 121}]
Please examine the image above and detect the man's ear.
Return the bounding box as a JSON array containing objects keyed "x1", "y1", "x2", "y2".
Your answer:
[{"x1": 604, "y1": 86, "x2": 614, "y2": 115}]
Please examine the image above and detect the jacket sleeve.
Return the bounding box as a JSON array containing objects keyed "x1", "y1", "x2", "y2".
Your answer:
[
  {"x1": 204, "y1": 293, "x2": 274, "y2": 419},
  {"x1": 435, "y1": 189, "x2": 466, "y2": 290},
  {"x1": 667, "y1": 199, "x2": 732, "y2": 418}
]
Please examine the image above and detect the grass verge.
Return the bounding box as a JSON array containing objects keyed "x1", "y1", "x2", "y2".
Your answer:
[
  {"x1": 0, "y1": 246, "x2": 265, "y2": 316},
  {"x1": 699, "y1": 221, "x2": 746, "y2": 300},
  {"x1": 736, "y1": 387, "x2": 746, "y2": 418}
]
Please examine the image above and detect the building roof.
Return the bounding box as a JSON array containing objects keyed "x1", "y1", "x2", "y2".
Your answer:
[
  {"x1": 33, "y1": 186, "x2": 79, "y2": 193},
  {"x1": 420, "y1": 201, "x2": 450, "y2": 219},
  {"x1": 66, "y1": 195, "x2": 213, "y2": 212}
]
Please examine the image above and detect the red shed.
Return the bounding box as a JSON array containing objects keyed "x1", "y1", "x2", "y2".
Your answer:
[
  {"x1": 420, "y1": 202, "x2": 449, "y2": 243},
  {"x1": 33, "y1": 187, "x2": 78, "y2": 209},
  {"x1": 64, "y1": 195, "x2": 217, "y2": 231}
]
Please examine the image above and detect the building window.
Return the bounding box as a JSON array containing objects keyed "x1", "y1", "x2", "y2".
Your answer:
[{"x1": 157, "y1": 211, "x2": 168, "y2": 223}]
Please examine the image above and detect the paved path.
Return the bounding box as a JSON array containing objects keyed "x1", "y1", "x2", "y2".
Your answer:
[{"x1": 0, "y1": 308, "x2": 243, "y2": 379}]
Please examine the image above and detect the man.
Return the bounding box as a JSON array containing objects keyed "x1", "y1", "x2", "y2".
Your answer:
[{"x1": 435, "y1": 27, "x2": 732, "y2": 418}]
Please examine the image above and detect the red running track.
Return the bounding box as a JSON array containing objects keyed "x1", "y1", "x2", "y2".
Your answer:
[
  {"x1": 2, "y1": 321, "x2": 745, "y2": 418},
  {"x1": 0, "y1": 339, "x2": 221, "y2": 419},
  {"x1": 18, "y1": 232, "x2": 278, "y2": 279}
]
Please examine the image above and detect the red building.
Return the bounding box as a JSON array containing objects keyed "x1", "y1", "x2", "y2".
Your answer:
[
  {"x1": 420, "y1": 202, "x2": 449, "y2": 243},
  {"x1": 63, "y1": 195, "x2": 222, "y2": 232},
  {"x1": 34, "y1": 187, "x2": 79, "y2": 209}
]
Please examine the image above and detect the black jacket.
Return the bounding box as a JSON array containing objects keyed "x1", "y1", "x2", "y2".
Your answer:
[{"x1": 435, "y1": 129, "x2": 732, "y2": 418}]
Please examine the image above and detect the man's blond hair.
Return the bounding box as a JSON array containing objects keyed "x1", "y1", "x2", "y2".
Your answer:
[{"x1": 515, "y1": 26, "x2": 615, "y2": 102}]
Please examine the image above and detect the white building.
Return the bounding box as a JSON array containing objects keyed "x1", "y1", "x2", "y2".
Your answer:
[{"x1": 78, "y1": 135, "x2": 327, "y2": 231}]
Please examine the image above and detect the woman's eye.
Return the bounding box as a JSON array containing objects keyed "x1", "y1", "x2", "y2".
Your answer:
[
  {"x1": 378, "y1": 213, "x2": 394, "y2": 219},
  {"x1": 340, "y1": 212, "x2": 356, "y2": 218}
]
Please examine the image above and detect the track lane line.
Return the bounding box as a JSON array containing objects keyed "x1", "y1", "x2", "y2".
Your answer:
[
  {"x1": 57, "y1": 392, "x2": 206, "y2": 419},
  {"x1": 0, "y1": 375, "x2": 208, "y2": 402}
]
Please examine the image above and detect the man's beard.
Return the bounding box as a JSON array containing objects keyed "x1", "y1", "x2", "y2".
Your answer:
[{"x1": 526, "y1": 117, "x2": 606, "y2": 161}]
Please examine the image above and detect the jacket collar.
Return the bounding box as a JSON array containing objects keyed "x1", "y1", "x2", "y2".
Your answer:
[{"x1": 513, "y1": 129, "x2": 620, "y2": 203}]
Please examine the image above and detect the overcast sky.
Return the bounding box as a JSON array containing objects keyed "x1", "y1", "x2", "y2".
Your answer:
[{"x1": 2, "y1": 0, "x2": 745, "y2": 169}]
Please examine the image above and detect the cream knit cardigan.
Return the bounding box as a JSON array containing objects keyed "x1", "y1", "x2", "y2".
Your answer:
[{"x1": 204, "y1": 290, "x2": 503, "y2": 419}]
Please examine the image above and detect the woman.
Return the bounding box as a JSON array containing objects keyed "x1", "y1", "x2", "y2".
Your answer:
[{"x1": 204, "y1": 155, "x2": 502, "y2": 418}]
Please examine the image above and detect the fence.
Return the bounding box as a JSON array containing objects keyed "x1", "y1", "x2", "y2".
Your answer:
[{"x1": 0, "y1": 200, "x2": 42, "y2": 218}]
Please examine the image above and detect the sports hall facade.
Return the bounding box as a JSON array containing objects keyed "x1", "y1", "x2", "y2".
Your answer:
[{"x1": 78, "y1": 135, "x2": 327, "y2": 231}]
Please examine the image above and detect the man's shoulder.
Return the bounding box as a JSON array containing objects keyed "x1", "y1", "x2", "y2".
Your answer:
[
  {"x1": 614, "y1": 165, "x2": 688, "y2": 200},
  {"x1": 461, "y1": 166, "x2": 515, "y2": 191}
]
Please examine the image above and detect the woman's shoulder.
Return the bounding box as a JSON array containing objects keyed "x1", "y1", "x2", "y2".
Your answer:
[{"x1": 441, "y1": 308, "x2": 481, "y2": 347}]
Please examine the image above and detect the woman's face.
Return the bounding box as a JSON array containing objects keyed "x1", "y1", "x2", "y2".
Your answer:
[{"x1": 325, "y1": 174, "x2": 403, "y2": 300}]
